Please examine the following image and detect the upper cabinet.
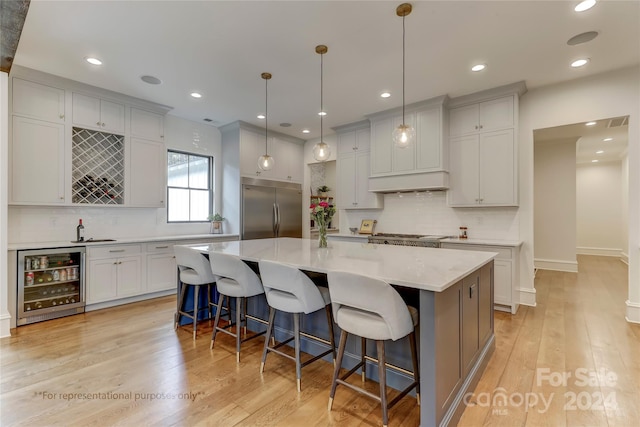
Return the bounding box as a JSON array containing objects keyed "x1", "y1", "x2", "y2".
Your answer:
[
  {"x1": 12, "y1": 78, "x2": 65, "y2": 124},
  {"x1": 334, "y1": 121, "x2": 383, "y2": 210},
  {"x1": 449, "y1": 96, "x2": 514, "y2": 137},
  {"x1": 367, "y1": 96, "x2": 449, "y2": 192},
  {"x1": 9, "y1": 68, "x2": 171, "y2": 207},
  {"x1": 447, "y1": 82, "x2": 526, "y2": 207},
  {"x1": 131, "y1": 108, "x2": 165, "y2": 142},
  {"x1": 72, "y1": 93, "x2": 125, "y2": 134}
]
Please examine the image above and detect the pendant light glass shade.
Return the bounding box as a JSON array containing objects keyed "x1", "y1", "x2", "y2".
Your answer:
[
  {"x1": 394, "y1": 3, "x2": 414, "y2": 149},
  {"x1": 258, "y1": 72, "x2": 274, "y2": 171},
  {"x1": 313, "y1": 45, "x2": 331, "y2": 162}
]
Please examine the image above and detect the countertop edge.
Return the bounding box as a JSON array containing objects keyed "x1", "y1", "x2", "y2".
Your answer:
[
  {"x1": 8, "y1": 234, "x2": 240, "y2": 251},
  {"x1": 440, "y1": 238, "x2": 523, "y2": 247}
]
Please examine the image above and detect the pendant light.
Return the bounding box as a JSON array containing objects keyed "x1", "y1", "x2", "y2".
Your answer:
[
  {"x1": 392, "y1": 3, "x2": 415, "y2": 149},
  {"x1": 312, "y1": 45, "x2": 331, "y2": 162},
  {"x1": 258, "y1": 72, "x2": 274, "y2": 171}
]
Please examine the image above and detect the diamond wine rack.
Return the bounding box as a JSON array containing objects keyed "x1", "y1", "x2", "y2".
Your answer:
[{"x1": 72, "y1": 128, "x2": 125, "y2": 205}]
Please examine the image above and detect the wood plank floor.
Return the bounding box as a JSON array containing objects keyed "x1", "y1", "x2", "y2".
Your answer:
[{"x1": 1, "y1": 255, "x2": 638, "y2": 426}]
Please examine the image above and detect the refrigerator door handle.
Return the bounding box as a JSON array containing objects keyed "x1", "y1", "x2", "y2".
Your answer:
[
  {"x1": 273, "y1": 203, "x2": 278, "y2": 235},
  {"x1": 275, "y1": 203, "x2": 281, "y2": 236}
]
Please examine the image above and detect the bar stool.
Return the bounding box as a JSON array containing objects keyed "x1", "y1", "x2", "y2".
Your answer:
[
  {"x1": 173, "y1": 246, "x2": 220, "y2": 340},
  {"x1": 209, "y1": 252, "x2": 266, "y2": 363},
  {"x1": 258, "y1": 260, "x2": 336, "y2": 392},
  {"x1": 326, "y1": 271, "x2": 420, "y2": 427}
]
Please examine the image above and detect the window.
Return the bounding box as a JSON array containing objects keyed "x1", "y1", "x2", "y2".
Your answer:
[{"x1": 167, "y1": 150, "x2": 213, "y2": 222}]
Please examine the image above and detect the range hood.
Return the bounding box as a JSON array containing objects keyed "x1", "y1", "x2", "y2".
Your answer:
[{"x1": 368, "y1": 171, "x2": 449, "y2": 193}]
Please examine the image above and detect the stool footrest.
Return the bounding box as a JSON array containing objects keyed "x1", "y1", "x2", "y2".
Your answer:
[{"x1": 336, "y1": 378, "x2": 381, "y2": 402}]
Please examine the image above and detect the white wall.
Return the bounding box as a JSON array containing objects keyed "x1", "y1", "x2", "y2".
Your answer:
[
  {"x1": 7, "y1": 115, "x2": 222, "y2": 244},
  {"x1": 576, "y1": 161, "x2": 624, "y2": 256},
  {"x1": 621, "y1": 153, "x2": 629, "y2": 263},
  {"x1": 534, "y1": 139, "x2": 577, "y2": 271},
  {"x1": 519, "y1": 65, "x2": 640, "y2": 322},
  {"x1": 1, "y1": 72, "x2": 10, "y2": 336}
]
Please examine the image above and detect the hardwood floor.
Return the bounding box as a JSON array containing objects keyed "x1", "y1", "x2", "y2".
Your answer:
[{"x1": 2, "y1": 255, "x2": 638, "y2": 426}]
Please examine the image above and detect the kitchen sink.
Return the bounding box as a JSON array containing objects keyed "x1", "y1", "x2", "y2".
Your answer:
[{"x1": 71, "y1": 239, "x2": 117, "y2": 243}]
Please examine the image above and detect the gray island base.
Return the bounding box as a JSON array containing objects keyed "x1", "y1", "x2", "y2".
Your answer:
[{"x1": 183, "y1": 238, "x2": 496, "y2": 427}]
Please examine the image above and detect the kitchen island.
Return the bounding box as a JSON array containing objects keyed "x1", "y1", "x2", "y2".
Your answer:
[{"x1": 183, "y1": 238, "x2": 496, "y2": 427}]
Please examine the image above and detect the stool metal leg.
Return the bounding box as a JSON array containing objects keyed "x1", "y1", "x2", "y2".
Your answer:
[
  {"x1": 328, "y1": 330, "x2": 348, "y2": 410},
  {"x1": 361, "y1": 336, "x2": 367, "y2": 382},
  {"x1": 377, "y1": 340, "x2": 389, "y2": 427},
  {"x1": 236, "y1": 297, "x2": 242, "y2": 363},
  {"x1": 260, "y1": 307, "x2": 276, "y2": 373},
  {"x1": 210, "y1": 294, "x2": 225, "y2": 350},
  {"x1": 409, "y1": 331, "x2": 420, "y2": 405},
  {"x1": 192, "y1": 285, "x2": 200, "y2": 340},
  {"x1": 293, "y1": 313, "x2": 301, "y2": 392}
]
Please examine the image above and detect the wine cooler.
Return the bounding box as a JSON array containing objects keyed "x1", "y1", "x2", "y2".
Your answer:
[{"x1": 18, "y1": 247, "x2": 86, "y2": 326}]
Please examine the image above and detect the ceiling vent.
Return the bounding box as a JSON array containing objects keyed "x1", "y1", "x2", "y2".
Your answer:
[{"x1": 607, "y1": 116, "x2": 628, "y2": 128}]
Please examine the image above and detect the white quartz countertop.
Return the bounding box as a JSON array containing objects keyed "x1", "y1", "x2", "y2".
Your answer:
[
  {"x1": 440, "y1": 237, "x2": 523, "y2": 247},
  {"x1": 8, "y1": 234, "x2": 239, "y2": 251},
  {"x1": 183, "y1": 237, "x2": 496, "y2": 293}
]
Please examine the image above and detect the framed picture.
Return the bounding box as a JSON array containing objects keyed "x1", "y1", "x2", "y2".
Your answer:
[{"x1": 359, "y1": 219, "x2": 377, "y2": 235}]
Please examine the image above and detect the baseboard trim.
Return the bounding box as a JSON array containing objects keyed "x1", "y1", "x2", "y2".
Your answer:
[
  {"x1": 576, "y1": 247, "x2": 623, "y2": 257},
  {"x1": 86, "y1": 289, "x2": 176, "y2": 312},
  {"x1": 518, "y1": 287, "x2": 537, "y2": 307},
  {"x1": 0, "y1": 313, "x2": 12, "y2": 338},
  {"x1": 534, "y1": 258, "x2": 578, "y2": 273},
  {"x1": 625, "y1": 300, "x2": 640, "y2": 324},
  {"x1": 620, "y1": 252, "x2": 629, "y2": 265}
]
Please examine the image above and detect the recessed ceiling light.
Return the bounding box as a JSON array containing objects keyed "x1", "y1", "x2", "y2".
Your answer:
[
  {"x1": 575, "y1": 0, "x2": 596, "y2": 12},
  {"x1": 257, "y1": 114, "x2": 266, "y2": 119},
  {"x1": 571, "y1": 58, "x2": 590, "y2": 68},
  {"x1": 471, "y1": 64, "x2": 486, "y2": 72},
  {"x1": 318, "y1": 111, "x2": 327, "y2": 116},
  {"x1": 85, "y1": 57, "x2": 102, "y2": 65},
  {"x1": 302, "y1": 129, "x2": 310, "y2": 134},
  {"x1": 190, "y1": 92, "x2": 202, "y2": 99},
  {"x1": 603, "y1": 137, "x2": 613, "y2": 142},
  {"x1": 585, "y1": 121, "x2": 597, "y2": 126},
  {"x1": 591, "y1": 159, "x2": 599, "y2": 163},
  {"x1": 596, "y1": 150, "x2": 604, "y2": 154},
  {"x1": 141, "y1": 75, "x2": 162, "y2": 85},
  {"x1": 380, "y1": 92, "x2": 391, "y2": 98},
  {"x1": 567, "y1": 31, "x2": 599, "y2": 46}
]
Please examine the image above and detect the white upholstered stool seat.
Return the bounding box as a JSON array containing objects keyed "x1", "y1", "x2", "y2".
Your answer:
[
  {"x1": 209, "y1": 252, "x2": 266, "y2": 363},
  {"x1": 327, "y1": 271, "x2": 420, "y2": 427},
  {"x1": 173, "y1": 246, "x2": 220, "y2": 340},
  {"x1": 258, "y1": 260, "x2": 336, "y2": 392}
]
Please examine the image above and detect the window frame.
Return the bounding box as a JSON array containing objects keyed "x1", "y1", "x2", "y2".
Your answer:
[{"x1": 166, "y1": 149, "x2": 214, "y2": 223}]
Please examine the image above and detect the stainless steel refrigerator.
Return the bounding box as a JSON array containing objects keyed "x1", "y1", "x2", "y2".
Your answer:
[{"x1": 241, "y1": 177, "x2": 303, "y2": 240}]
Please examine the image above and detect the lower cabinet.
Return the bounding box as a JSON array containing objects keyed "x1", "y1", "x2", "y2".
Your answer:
[
  {"x1": 146, "y1": 243, "x2": 177, "y2": 293},
  {"x1": 86, "y1": 245, "x2": 143, "y2": 304},
  {"x1": 441, "y1": 242, "x2": 520, "y2": 313}
]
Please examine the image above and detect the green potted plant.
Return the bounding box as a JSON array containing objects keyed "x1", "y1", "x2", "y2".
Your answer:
[
  {"x1": 317, "y1": 185, "x2": 330, "y2": 197},
  {"x1": 207, "y1": 213, "x2": 225, "y2": 234}
]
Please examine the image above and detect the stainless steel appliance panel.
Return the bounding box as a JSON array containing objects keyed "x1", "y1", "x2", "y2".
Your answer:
[
  {"x1": 276, "y1": 187, "x2": 303, "y2": 238},
  {"x1": 242, "y1": 184, "x2": 277, "y2": 240}
]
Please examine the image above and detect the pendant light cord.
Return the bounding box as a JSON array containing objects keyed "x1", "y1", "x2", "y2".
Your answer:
[
  {"x1": 402, "y1": 13, "x2": 406, "y2": 126},
  {"x1": 265, "y1": 76, "x2": 268, "y2": 155},
  {"x1": 320, "y1": 51, "x2": 324, "y2": 143}
]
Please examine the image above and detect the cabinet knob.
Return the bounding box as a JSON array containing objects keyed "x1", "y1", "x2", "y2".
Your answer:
[
  {"x1": 101, "y1": 122, "x2": 106, "y2": 127},
  {"x1": 97, "y1": 121, "x2": 101, "y2": 126},
  {"x1": 160, "y1": 135, "x2": 164, "y2": 139},
  {"x1": 475, "y1": 125, "x2": 479, "y2": 130},
  {"x1": 59, "y1": 196, "x2": 64, "y2": 200},
  {"x1": 479, "y1": 125, "x2": 483, "y2": 129},
  {"x1": 59, "y1": 114, "x2": 65, "y2": 119}
]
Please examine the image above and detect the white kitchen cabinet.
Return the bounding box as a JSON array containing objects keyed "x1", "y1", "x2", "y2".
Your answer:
[
  {"x1": 449, "y1": 95, "x2": 514, "y2": 137},
  {"x1": 146, "y1": 243, "x2": 177, "y2": 293},
  {"x1": 448, "y1": 129, "x2": 515, "y2": 206},
  {"x1": 72, "y1": 93, "x2": 125, "y2": 134},
  {"x1": 86, "y1": 245, "x2": 143, "y2": 304},
  {"x1": 10, "y1": 116, "x2": 66, "y2": 204},
  {"x1": 370, "y1": 116, "x2": 394, "y2": 175},
  {"x1": 12, "y1": 78, "x2": 65, "y2": 123},
  {"x1": 240, "y1": 128, "x2": 273, "y2": 179},
  {"x1": 335, "y1": 124, "x2": 383, "y2": 210},
  {"x1": 271, "y1": 137, "x2": 304, "y2": 182},
  {"x1": 238, "y1": 126, "x2": 303, "y2": 183},
  {"x1": 128, "y1": 138, "x2": 166, "y2": 207},
  {"x1": 441, "y1": 242, "x2": 520, "y2": 314},
  {"x1": 131, "y1": 108, "x2": 165, "y2": 141}
]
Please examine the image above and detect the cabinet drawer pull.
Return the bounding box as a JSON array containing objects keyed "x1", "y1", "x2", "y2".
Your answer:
[
  {"x1": 469, "y1": 283, "x2": 476, "y2": 298},
  {"x1": 155, "y1": 246, "x2": 169, "y2": 249},
  {"x1": 109, "y1": 249, "x2": 125, "y2": 253}
]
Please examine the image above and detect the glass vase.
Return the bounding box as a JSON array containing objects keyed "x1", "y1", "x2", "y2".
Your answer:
[{"x1": 318, "y1": 221, "x2": 328, "y2": 248}]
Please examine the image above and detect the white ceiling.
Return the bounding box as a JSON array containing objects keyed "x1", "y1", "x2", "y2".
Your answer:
[{"x1": 13, "y1": 0, "x2": 640, "y2": 140}]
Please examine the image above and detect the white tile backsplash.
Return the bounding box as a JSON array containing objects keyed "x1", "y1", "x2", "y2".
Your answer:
[
  {"x1": 340, "y1": 191, "x2": 520, "y2": 240},
  {"x1": 8, "y1": 205, "x2": 212, "y2": 244}
]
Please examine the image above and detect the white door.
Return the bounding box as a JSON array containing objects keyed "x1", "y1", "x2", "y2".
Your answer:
[
  {"x1": 337, "y1": 151, "x2": 357, "y2": 208},
  {"x1": 129, "y1": 138, "x2": 166, "y2": 207},
  {"x1": 449, "y1": 104, "x2": 479, "y2": 137},
  {"x1": 416, "y1": 107, "x2": 442, "y2": 171},
  {"x1": 72, "y1": 93, "x2": 101, "y2": 129},
  {"x1": 479, "y1": 96, "x2": 514, "y2": 132},
  {"x1": 12, "y1": 78, "x2": 65, "y2": 123},
  {"x1": 116, "y1": 256, "x2": 142, "y2": 297},
  {"x1": 479, "y1": 129, "x2": 515, "y2": 205},
  {"x1": 100, "y1": 100, "x2": 125, "y2": 134},
  {"x1": 370, "y1": 118, "x2": 393, "y2": 175},
  {"x1": 356, "y1": 151, "x2": 380, "y2": 208},
  {"x1": 147, "y1": 253, "x2": 177, "y2": 292},
  {"x1": 448, "y1": 134, "x2": 480, "y2": 206},
  {"x1": 131, "y1": 108, "x2": 164, "y2": 141},
  {"x1": 87, "y1": 259, "x2": 118, "y2": 303},
  {"x1": 493, "y1": 260, "x2": 512, "y2": 306}
]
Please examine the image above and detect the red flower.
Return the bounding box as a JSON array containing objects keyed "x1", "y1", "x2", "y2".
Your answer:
[
  {"x1": 319, "y1": 201, "x2": 329, "y2": 208},
  {"x1": 310, "y1": 203, "x2": 316, "y2": 209}
]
